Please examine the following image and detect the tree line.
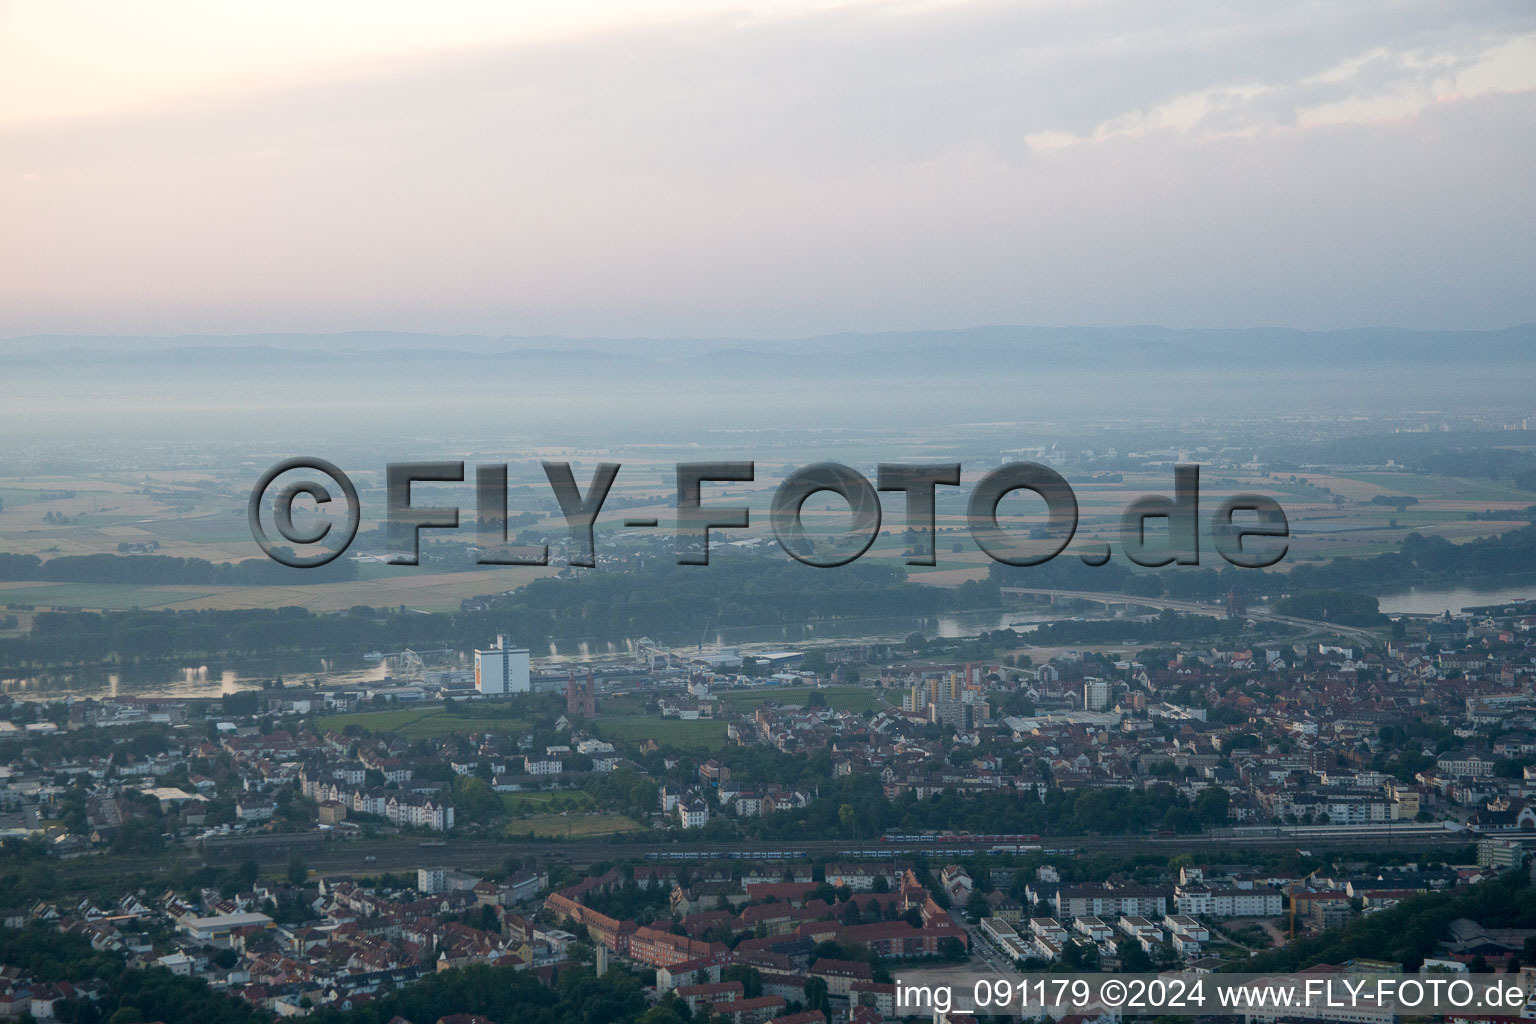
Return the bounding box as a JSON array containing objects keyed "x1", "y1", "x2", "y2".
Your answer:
[{"x1": 1241, "y1": 865, "x2": 1536, "y2": 973}]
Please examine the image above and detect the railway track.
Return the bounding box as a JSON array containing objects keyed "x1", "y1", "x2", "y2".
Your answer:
[{"x1": 45, "y1": 822, "x2": 1474, "y2": 888}]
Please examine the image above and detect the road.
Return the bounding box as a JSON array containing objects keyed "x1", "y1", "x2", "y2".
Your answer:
[{"x1": 963, "y1": 916, "x2": 1024, "y2": 978}]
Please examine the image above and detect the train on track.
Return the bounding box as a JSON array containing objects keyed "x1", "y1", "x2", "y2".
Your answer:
[
  {"x1": 879, "y1": 832, "x2": 1042, "y2": 844},
  {"x1": 644, "y1": 849, "x2": 810, "y2": 861}
]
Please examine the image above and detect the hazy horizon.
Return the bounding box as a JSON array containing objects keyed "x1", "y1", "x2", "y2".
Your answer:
[{"x1": 2, "y1": 324, "x2": 1532, "y2": 444}]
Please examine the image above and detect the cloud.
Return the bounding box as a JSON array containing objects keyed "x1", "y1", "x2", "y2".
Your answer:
[
  {"x1": 1, "y1": 1, "x2": 1533, "y2": 335},
  {"x1": 1023, "y1": 24, "x2": 1536, "y2": 151}
]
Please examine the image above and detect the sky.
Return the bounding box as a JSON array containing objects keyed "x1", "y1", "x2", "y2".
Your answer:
[{"x1": 2, "y1": 0, "x2": 1535, "y2": 338}]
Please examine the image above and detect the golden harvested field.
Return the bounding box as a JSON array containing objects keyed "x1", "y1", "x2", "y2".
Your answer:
[
  {"x1": 170, "y1": 567, "x2": 557, "y2": 612},
  {"x1": 0, "y1": 568, "x2": 554, "y2": 613}
]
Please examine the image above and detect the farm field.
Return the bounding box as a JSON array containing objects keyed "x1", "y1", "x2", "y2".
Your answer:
[
  {"x1": 167, "y1": 568, "x2": 554, "y2": 613},
  {"x1": 0, "y1": 462, "x2": 1531, "y2": 617},
  {"x1": 1345, "y1": 472, "x2": 1535, "y2": 503},
  {"x1": 0, "y1": 568, "x2": 554, "y2": 614},
  {"x1": 0, "y1": 580, "x2": 225, "y2": 610}
]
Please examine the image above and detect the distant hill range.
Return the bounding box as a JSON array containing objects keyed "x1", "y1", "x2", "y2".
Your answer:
[
  {"x1": 5, "y1": 325, "x2": 1531, "y2": 436},
  {"x1": 2, "y1": 324, "x2": 1533, "y2": 377}
]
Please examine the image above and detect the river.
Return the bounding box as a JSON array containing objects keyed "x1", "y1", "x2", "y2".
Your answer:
[
  {"x1": 11, "y1": 584, "x2": 1531, "y2": 702},
  {"x1": 1377, "y1": 582, "x2": 1536, "y2": 616},
  {"x1": 533, "y1": 608, "x2": 1066, "y2": 662},
  {"x1": 0, "y1": 608, "x2": 1070, "y2": 701},
  {"x1": 1, "y1": 655, "x2": 389, "y2": 703}
]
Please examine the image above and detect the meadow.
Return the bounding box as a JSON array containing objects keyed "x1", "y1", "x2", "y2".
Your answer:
[
  {"x1": 593, "y1": 716, "x2": 730, "y2": 751},
  {"x1": 501, "y1": 812, "x2": 645, "y2": 839},
  {"x1": 314, "y1": 705, "x2": 531, "y2": 740},
  {"x1": 714, "y1": 684, "x2": 882, "y2": 713},
  {"x1": 500, "y1": 790, "x2": 593, "y2": 814}
]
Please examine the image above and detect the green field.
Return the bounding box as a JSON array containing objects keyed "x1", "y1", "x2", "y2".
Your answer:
[
  {"x1": 315, "y1": 706, "x2": 447, "y2": 736},
  {"x1": 134, "y1": 512, "x2": 257, "y2": 546},
  {"x1": 314, "y1": 705, "x2": 530, "y2": 740},
  {"x1": 318, "y1": 690, "x2": 870, "y2": 748},
  {"x1": 595, "y1": 716, "x2": 729, "y2": 751},
  {"x1": 501, "y1": 812, "x2": 645, "y2": 839},
  {"x1": 0, "y1": 580, "x2": 222, "y2": 610},
  {"x1": 500, "y1": 790, "x2": 593, "y2": 814},
  {"x1": 1347, "y1": 472, "x2": 1534, "y2": 502},
  {"x1": 715, "y1": 685, "x2": 882, "y2": 713},
  {"x1": 594, "y1": 693, "x2": 650, "y2": 717}
]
